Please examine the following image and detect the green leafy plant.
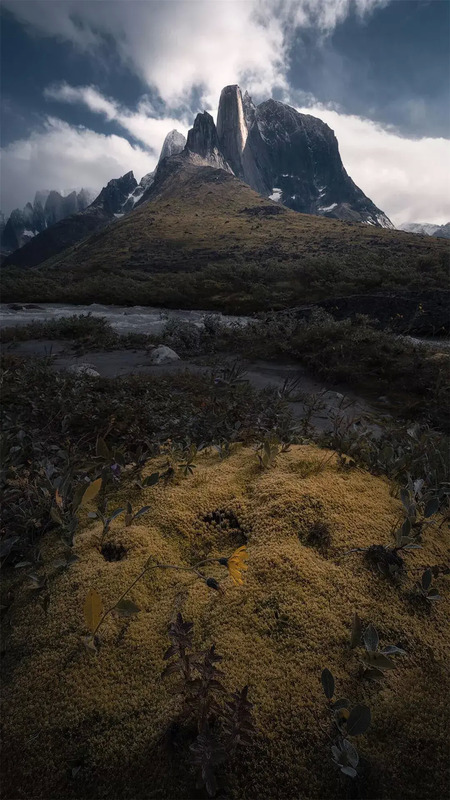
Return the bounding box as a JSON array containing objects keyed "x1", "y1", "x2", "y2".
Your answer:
[
  {"x1": 256, "y1": 433, "x2": 281, "y2": 469},
  {"x1": 351, "y1": 622, "x2": 406, "y2": 681},
  {"x1": 321, "y1": 667, "x2": 371, "y2": 779},
  {"x1": 413, "y1": 568, "x2": 441, "y2": 603},
  {"x1": 178, "y1": 444, "x2": 198, "y2": 476},
  {"x1": 87, "y1": 503, "x2": 125, "y2": 545},
  {"x1": 124, "y1": 502, "x2": 151, "y2": 527}
]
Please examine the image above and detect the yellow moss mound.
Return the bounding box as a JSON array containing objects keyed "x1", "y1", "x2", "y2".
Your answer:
[{"x1": 1, "y1": 445, "x2": 449, "y2": 800}]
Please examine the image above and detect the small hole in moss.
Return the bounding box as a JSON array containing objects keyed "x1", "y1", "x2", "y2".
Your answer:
[
  {"x1": 101, "y1": 543, "x2": 127, "y2": 562},
  {"x1": 305, "y1": 521, "x2": 331, "y2": 551}
]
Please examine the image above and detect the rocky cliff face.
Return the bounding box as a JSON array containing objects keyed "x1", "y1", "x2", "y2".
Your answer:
[
  {"x1": 185, "y1": 84, "x2": 393, "y2": 227},
  {"x1": 186, "y1": 111, "x2": 231, "y2": 171},
  {"x1": 90, "y1": 171, "x2": 138, "y2": 216}
]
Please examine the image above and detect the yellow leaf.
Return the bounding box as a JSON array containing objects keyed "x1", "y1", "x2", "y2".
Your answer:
[
  {"x1": 80, "y1": 478, "x2": 102, "y2": 508},
  {"x1": 84, "y1": 589, "x2": 103, "y2": 633}
]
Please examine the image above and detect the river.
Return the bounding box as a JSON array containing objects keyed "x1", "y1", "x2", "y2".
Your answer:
[
  {"x1": 0, "y1": 303, "x2": 251, "y2": 334},
  {"x1": 1, "y1": 302, "x2": 449, "y2": 350}
]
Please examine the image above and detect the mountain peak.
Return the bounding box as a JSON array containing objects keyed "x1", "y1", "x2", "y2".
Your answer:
[
  {"x1": 158, "y1": 129, "x2": 186, "y2": 163},
  {"x1": 186, "y1": 111, "x2": 230, "y2": 171}
]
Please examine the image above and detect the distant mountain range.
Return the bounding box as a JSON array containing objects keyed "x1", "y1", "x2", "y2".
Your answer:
[
  {"x1": 9, "y1": 83, "x2": 449, "y2": 272},
  {"x1": 398, "y1": 222, "x2": 450, "y2": 239},
  {"x1": 0, "y1": 188, "x2": 93, "y2": 254}
]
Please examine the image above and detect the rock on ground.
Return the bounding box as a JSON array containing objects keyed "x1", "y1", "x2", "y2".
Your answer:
[
  {"x1": 147, "y1": 345, "x2": 181, "y2": 364},
  {"x1": 67, "y1": 363, "x2": 100, "y2": 377}
]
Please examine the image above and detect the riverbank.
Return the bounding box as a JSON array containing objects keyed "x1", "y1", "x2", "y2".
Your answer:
[{"x1": 2, "y1": 309, "x2": 448, "y2": 431}]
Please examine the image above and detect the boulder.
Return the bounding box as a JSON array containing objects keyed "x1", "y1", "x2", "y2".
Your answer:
[
  {"x1": 67, "y1": 363, "x2": 100, "y2": 377},
  {"x1": 148, "y1": 345, "x2": 181, "y2": 364}
]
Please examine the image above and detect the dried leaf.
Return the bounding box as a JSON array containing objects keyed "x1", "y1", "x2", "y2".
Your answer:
[
  {"x1": 84, "y1": 589, "x2": 103, "y2": 633},
  {"x1": 55, "y1": 489, "x2": 64, "y2": 509},
  {"x1": 80, "y1": 478, "x2": 102, "y2": 508}
]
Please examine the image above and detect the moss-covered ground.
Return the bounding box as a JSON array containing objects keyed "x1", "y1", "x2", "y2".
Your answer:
[{"x1": 1, "y1": 445, "x2": 449, "y2": 799}]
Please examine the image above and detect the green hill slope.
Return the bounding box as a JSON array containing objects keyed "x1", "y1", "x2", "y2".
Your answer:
[{"x1": 3, "y1": 162, "x2": 448, "y2": 311}]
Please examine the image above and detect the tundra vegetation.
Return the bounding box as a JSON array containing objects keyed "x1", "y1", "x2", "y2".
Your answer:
[{"x1": 1, "y1": 326, "x2": 449, "y2": 800}]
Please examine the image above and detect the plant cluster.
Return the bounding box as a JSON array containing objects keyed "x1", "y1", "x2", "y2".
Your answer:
[
  {"x1": 350, "y1": 617, "x2": 406, "y2": 681},
  {"x1": 162, "y1": 613, "x2": 255, "y2": 797},
  {"x1": 321, "y1": 668, "x2": 371, "y2": 779}
]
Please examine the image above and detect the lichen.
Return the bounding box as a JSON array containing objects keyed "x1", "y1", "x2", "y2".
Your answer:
[{"x1": 1, "y1": 445, "x2": 449, "y2": 799}]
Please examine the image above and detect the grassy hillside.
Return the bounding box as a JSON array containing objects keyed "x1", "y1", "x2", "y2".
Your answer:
[
  {"x1": 3, "y1": 164, "x2": 449, "y2": 312},
  {"x1": 2, "y1": 445, "x2": 449, "y2": 800}
]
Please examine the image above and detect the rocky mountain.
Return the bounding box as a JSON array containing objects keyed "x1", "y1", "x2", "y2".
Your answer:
[
  {"x1": 122, "y1": 130, "x2": 186, "y2": 212},
  {"x1": 181, "y1": 85, "x2": 393, "y2": 227},
  {"x1": 2, "y1": 171, "x2": 140, "y2": 269},
  {"x1": 32, "y1": 156, "x2": 446, "y2": 292},
  {"x1": 399, "y1": 221, "x2": 450, "y2": 239},
  {"x1": 2, "y1": 129, "x2": 187, "y2": 267},
  {"x1": 0, "y1": 188, "x2": 93, "y2": 254},
  {"x1": 158, "y1": 129, "x2": 186, "y2": 163},
  {"x1": 434, "y1": 223, "x2": 450, "y2": 239}
]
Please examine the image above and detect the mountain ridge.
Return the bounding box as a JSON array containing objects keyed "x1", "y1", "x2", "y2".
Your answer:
[
  {"x1": 0, "y1": 187, "x2": 92, "y2": 254},
  {"x1": 399, "y1": 221, "x2": 450, "y2": 239}
]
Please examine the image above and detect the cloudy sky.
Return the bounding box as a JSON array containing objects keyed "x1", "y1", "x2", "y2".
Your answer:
[{"x1": 1, "y1": 0, "x2": 449, "y2": 225}]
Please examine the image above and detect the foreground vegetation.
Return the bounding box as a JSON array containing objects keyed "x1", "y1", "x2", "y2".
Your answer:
[
  {"x1": 1, "y1": 438, "x2": 449, "y2": 800},
  {"x1": 1, "y1": 334, "x2": 449, "y2": 799}
]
